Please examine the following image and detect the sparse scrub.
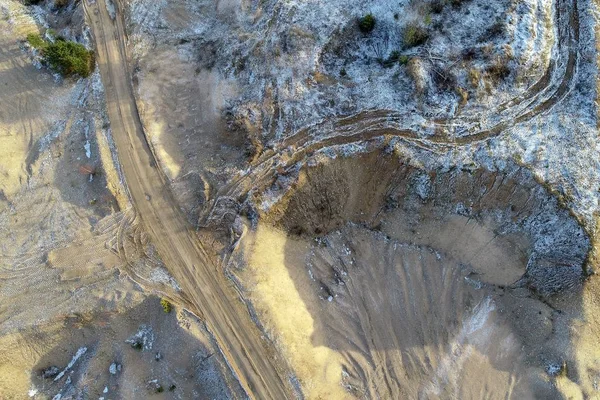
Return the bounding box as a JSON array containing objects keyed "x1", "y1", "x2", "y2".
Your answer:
[
  {"x1": 455, "y1": 86, "x2": 468, "y2": 105},
  {"x1": 468, "y1": 67, "x2": 480, "y2": 87},
  {"x1": 407, "y1": 57, "x2": 428, "y2": 95},
  {"x1": 403, "y1": 24, "x2": 429, "y2": 48},
  {"x1": 486, "y1": 60, "x2": 510, "y2": 83},
  {"x1": 160, "y1": 298, "x2": 172, "y2": 313},
  {"x1": 358, "y1": 14, "x2": 376, "y2": 34},
  {"x1": 381, "y1": 51, "x2": 410, "y2": 68}
]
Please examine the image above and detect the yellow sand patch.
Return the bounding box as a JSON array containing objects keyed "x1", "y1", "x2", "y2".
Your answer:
[{"x1": 245, "y1": 224, "x2": 347, "y2": 399}]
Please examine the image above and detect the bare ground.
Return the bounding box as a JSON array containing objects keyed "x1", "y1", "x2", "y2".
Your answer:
[{"x1": 2, "y1": 0, "x2": 600, "y2": 398}]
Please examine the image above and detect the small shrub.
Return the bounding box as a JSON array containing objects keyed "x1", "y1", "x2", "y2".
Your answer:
[
  {"x1": 27, "y1": 33, "x2": 47, "y2": 50},
  {"x1": 433, "y1": 68, "x2": 457, "y2": 91},
  {"x1": 403, "y1": 24, "x2": 429, "y2": 48},
  {"x1": 168, "y1": 385, "x2": 177, "y2": 392},
  {"x1": 29, "y1": 35, "x2": 94, "y2": 78},
  {"x1": 45, "y1": 38, "x2": 94, "y2": 77},
  {"x1": 339, "y1": 67, "x2": 347, "y2": 77},
  {"x1": 468, "y1": 67, "x2": 480, "y2": 87},
  {"x1": 382, "y1": 51, "x2": 410, "y2": 68},
  {"x1": 160, "y1": 298, "x2": 172, "y2": 313},
  {"x1": 54, "y1": 0, "x2": 68, "y2": 7},
  {"x1": 462, "y1": 47, "x2": 478, "y2": 60},
  {"x1": 131, "y1": 340, "x2": 143, "y2": 350},
  {"x1": 486, "y1": 61, "x2": 510, "y2": 83},
  {"x1": 358, "y1": 14, "x2": 376, "y2": 34},
  {"x1": 430, "y1": 0, "x2": 445, "y2": 13},
  {"x1": 23, "y1": 0, "x2": 43, "y2": 5},
  {"x1": 380, "y1": 51, "x2": 398, "y2": 68}
]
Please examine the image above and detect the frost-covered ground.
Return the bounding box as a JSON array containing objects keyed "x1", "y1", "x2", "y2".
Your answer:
[
  {"x1": 125, "y1": 0, "x2": 599, "y2": 232},
  {"x1": 126, "y1": 0, "x2": 554, "y2": 132}
]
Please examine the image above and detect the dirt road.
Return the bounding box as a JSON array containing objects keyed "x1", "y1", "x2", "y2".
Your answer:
[
  {"x1": 82, "y1": 0, "x2": 581, "y2": 394},
  {"x1": 83, "y1": 0, "x2": 291, "y2": 398}
]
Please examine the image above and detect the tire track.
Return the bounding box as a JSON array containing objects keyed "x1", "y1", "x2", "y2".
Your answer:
[
  {"x1": 200, "y1": 0, "x2": 580, "y2": 224},
  {"x1": 83, "y1": 0, "x2": 294, "y2": 398},
  {"x1": 84, "y1": 0, "x2": 581, "y2": 397}
]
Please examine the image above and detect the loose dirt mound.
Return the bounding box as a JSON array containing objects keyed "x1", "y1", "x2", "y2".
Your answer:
[{"x1": 235, "y1": 149, "x2": 590, "y2": 398}]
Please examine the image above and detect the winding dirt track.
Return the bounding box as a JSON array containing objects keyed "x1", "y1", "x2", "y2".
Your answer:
[
  {"x1": 84, "y1": 0, "x2": 291, "y2": 398},
  {"x1": 201, "y1": 0, "x2": 580, "y2": 223},
  {"x1": 83, "y1": 0, "x2": 580, "y2": 397}
]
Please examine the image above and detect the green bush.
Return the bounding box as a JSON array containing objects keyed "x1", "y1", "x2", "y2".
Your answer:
[
  {"x1": 358, "y1": 14, "x2": 376, "y2": 33},
  {"x1": 44, "y1": 38, "x2": 94, "y2": 77},
  {"x1": 27, "y1": 33, "x2": 47, "y2": 50},
  {"x1": 160, "y1": 298, "x2": 172, "y2": 313},
  {"x1": 381, "y1": 51, "x2": 410, "y2": 68},
  {"x1": 403, "y1": 24, "x2": 429, "y2": 48},
  {"x1": 27, "y1": 34, "x2": 94, "y2": 77}
]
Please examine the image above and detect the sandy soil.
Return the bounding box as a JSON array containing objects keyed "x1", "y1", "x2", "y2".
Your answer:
[
  {"x1": 0, "y1": 297, "x2": 243, "y2": 399},
  {"x1": 0, "y1": 2, "x2": 241, "y2": 399},
  {"x1": 133, "y1": 30, "x2": 247, "y2": 224},
  {"x1": 3, "y1": 0, "x2": 600, "y2": 398},
  {"x1": 0, "y1": 2, "x2": 69, "y2": 198},
  {"x1": 85, "y1": 0, "x2": 296, "y2": 396},
  {"x1": 231, "y1": 150, "x2": 590, "y2": 399}
]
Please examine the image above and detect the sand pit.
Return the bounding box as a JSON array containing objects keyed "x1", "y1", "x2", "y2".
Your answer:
[{"x1": 233, "y1": 149, "x2": 590, "y2": 399}]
